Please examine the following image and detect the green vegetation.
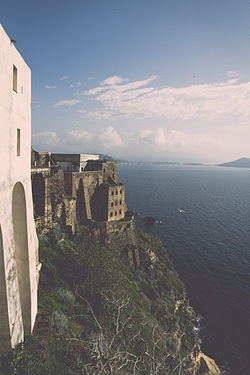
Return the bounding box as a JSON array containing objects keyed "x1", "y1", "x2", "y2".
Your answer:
[{"x1": 0, "y1": 225, "x2": 199, "y2": 374}]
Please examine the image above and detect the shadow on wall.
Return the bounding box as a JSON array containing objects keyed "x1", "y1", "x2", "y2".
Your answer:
[
  {"x1": 12, "y1": 182, "x2": 31, "y2": 334},
  {"x1": 32, "y1": 174, "x2": 45, "y2": 218},
  {"x1": 76, "y1": 178, "x2": 87, "y2": 224},
  {"x1": 0, "y1": 225, "x2": 11, "y2": 354}
]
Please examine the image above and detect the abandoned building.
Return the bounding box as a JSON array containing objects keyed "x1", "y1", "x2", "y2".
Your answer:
[
  {"x1": 52, "y1": 153, "x2": 99, "y2": 172},
  {"x1": 31, "y1": 150, "x2": 139, "y2": 265},
  {"x1": 0, "y1": 25, "x2": 39, "y2": 354},
  {"x1": 31, "y1": 151, "x2": 127, "y2": 228}
]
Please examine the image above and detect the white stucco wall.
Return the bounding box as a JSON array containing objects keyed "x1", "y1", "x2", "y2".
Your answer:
[{"x1": 0, "y1": 24, "x2": 38, "y2": 352}]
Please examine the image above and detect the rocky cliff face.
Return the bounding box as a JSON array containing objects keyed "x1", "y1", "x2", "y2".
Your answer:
[{"x1": 28, "y1": 151, "x2": 220, "y2": 374}]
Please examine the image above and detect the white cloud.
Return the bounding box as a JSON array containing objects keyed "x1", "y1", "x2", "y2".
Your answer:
[
  {"x1": 44, "y1": 85, "x2": 56, "y2": 89},
  {"x1": 138, "y1": 128, "x2": 186, "y2": 148},
  {"x1": 32, "y1": 131, "x2": 59, "y2": 149},
  {"x1": 82, "y1": 75, "x2": 250, "y2": 122},
  {"x1": 226, "y1": 70, "x2": 240, "y2": 78},
  {"x1": 53, "y1": 99, "x2": 81, "y2": 107},
  {"x1": 101, "y1": 76, "x2": 128, "y2": 86},
  {"x1": 67, "y1": 130, "x2": 93, "y2": 143},
  {"x1": 98, "y1": 126, "x2": 125, "y2": 148},
  {"x1": 60, "y1": 76, "x2": 69, "y2": 81}
]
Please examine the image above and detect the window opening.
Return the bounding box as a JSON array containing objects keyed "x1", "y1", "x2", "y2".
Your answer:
[
  {"x1": 13, "y1": 65, "x2": 17, "y2": 92},
  {"x1": 111, "y1": 202, "x2": 114, "y2": 207},
  {"x1": 110, "y1": 212, "x2": 113, "y2": 217},
  {"x1": 115, "y1": 211, "x2": 117, "y2": 216},
  {"x1": 17, "y1": 128, "x2": 20, "y2": 156}
]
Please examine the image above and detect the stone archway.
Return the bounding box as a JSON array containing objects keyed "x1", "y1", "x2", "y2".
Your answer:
[
  {"x1": 76, "y1": 178, "x2": 87, "y2": 224},
  {"x1": 12, "y1": 182, "x2": 31, "y2": 334},
  {"x1": 32, "y1": 173, "x2": 45, "y2": 218},
  {"x1": 0, "y1": 225, "x2": 11, "y2": 353}
]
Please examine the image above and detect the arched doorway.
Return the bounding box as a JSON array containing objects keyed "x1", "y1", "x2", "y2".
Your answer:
[
  {"x1": 32, "y1": 173, "x2": 45, "y2": 218},
  {"x1": 76, "y1": 178, "x2": 87, "y2": 224},
  {"x1": 0, "y1": 225, "x2": 11, "y2": 353},
  {"x1": 12, "y1": 182, "x2": 31, "y2": 334}
]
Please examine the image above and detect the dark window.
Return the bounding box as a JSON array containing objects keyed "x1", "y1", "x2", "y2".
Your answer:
[
  {"x1": 110, "y1": 212, "x2": 113, "y2": 217},
  {"x1": 115, "y1": 190, "x2": 118, "y2": 195},
  {"x1": 81, "y1": 167, "x2": 84, "y2": 171},
  {"x1": 120, "y1": 200, "x2": 122, "y2": 205},
  {"x1": 115, "y1": 201, "x2": 118, "y2": 206},
  {"x1": 17, "y1": 129, "x2": 20, "y2": 156},
  {"x1": 112, "y1": 174, "x2": 115, "y2": 179},
  {"x1": 120, "y1": 189, "x2": 122, "y2": 194},
  {"x1": 119, "y1": 209, "x2": 122, "y2": 214},
  {"x1": 115, "y1": 211, "x2": 117, "y2": 216},
  {"x1": 111, "y1": 202, "x2": 114, "y2": 207},
  {"x1": 104, "y1": 168, "x2": 106, "y2": 172},
  {"x1": 13, "y1": 65, "x2": 17, "y2": 92},
  {"x1": 111, "y1": 191, "x2": 114, "y2": 196}
]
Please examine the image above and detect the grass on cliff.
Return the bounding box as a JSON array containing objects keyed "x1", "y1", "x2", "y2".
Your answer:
[{"x1": 0, "y1": 224, "x2": 199, "y2": 375}]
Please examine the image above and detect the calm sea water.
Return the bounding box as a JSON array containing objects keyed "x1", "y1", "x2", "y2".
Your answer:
[{"x1": 118, "y1": 164, "x2": 250, "y2": 375}]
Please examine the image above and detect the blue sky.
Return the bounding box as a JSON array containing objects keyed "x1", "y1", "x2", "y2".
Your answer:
[{"x1": 2, "y1": 0, "x2": 250, "y2": 162}]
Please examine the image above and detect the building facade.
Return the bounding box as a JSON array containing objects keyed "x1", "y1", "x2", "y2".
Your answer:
[
  {"x1": 0, "y1": 25, "x2": 38, "y2": 353},
  {"x1": 52, "y1": 153, "x2": 99, "y2": 172}
]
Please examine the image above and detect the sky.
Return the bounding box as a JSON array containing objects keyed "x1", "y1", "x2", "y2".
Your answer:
[{"x1": 2, "y1": 0, "x2": 250, "y2": 163}]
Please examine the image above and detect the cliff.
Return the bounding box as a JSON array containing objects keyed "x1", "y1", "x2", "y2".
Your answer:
[{"x1": 0, "y1": 223, "x2": 220, "y2": 374}]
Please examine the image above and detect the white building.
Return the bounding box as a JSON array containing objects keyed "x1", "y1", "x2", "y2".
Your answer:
[
  {"x1": 0, "y1": 24, "x2": 38, "y2": 353},
  {"x1": 52, "y1": 153, "x2": 99, "y2": 172}
]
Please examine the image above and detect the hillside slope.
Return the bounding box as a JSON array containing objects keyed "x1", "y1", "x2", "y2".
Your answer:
[
  {"x1": 0, "y1": 225, "x2": 219, "y2": 374},
  {"x1": 219, "y1": 157, "x2": 250, "y2": 168}
]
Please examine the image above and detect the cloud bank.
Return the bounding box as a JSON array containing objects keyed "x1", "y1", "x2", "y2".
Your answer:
[{"x1": 80, "y1": 75, "x2": 250, "y2": 122}]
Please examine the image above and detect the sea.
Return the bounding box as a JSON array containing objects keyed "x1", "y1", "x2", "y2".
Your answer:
[{"x1": 117, "y1": 163, "x2": 250, "y2": 375}]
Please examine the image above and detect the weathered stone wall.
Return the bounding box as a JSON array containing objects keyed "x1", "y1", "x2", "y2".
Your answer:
[
  {"x1": 107, "y1": 184, "x2": 125, "y2": 221},
  {"x1": 88, "y1": 215, "x2": 140, "y2": 266}
]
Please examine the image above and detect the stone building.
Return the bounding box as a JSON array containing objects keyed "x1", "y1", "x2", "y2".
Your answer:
[
  {"x1": 52, "y1": 153, "x2": 99, "y2": 172},
  {"x1": 0, "y1": 25, "x2": 39, "y2": 353}
]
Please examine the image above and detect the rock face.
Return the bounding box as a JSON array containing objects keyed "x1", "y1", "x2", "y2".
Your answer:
[{"x1": 198, "y1": 353, "x2": 221, "y2": 375}]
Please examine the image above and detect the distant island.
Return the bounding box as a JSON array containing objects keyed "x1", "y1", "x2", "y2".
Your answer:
[{"x1": 219, "y1": 157, "x2": 250, "y2": 168}]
